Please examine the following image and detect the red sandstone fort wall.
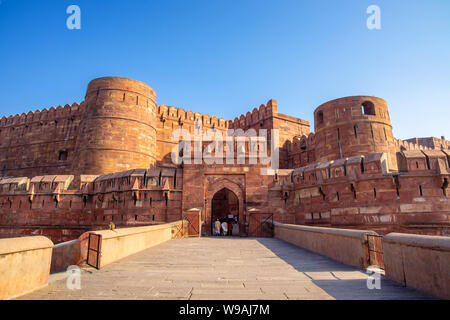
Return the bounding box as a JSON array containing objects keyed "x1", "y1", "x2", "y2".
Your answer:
[
  {"x1": 0, "y1": 103, "x2": 84, "y2": 178},
  {"x1": 267, "y1": 151, "x2": 450, "y2": 236},
  {"x1": 228, "y1": 99, "x2": 310, "y2": 169},
  {"x1": 156, "y1": 104, "x2": 229, "y2": 165},
  {"x1": 0, "y1": 168, "x2": 182, "y2": 243},
  {"x1": 313, "y1": 96, "x2": 398, "y2": 170},
  {"x1": 0, "y1": 77, "x2": 449, "y2": 241},
  {"x1": 72, "y1": 77, "x2": 158, "y2": 175}
]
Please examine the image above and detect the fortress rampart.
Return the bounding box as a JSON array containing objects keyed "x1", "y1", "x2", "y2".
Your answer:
[
  {"x1": 72, "y1": 77, "x2": 158, "y2": 175},
  {"x1": 267, "y1": 150, "x2": 450, "y2": 235},
  {"x1": 0, "y1": 167, "x2": 182, "y2": 243},
  {"x1": 313, "y1": 96, "x2": 397, "y2": 169},
  {"x1": 0, "y1": 103, "x2": 84, "y2": 177},
  {"x1": 0, "y1": 77, "x2": 448, "y2": 242}
]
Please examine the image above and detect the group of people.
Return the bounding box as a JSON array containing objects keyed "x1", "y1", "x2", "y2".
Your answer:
[{"x1": 214, "y1": 218, "x2": 239, "y2": 236}]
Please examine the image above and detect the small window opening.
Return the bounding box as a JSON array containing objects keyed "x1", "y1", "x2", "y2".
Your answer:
[
  {"x1": 394, "y1": 175, "x2": 400, "y2": 199},
  {"x1": 58, "y1": 150, "x2": 68, "y2": 161},
  {"x1": 174, "y1": 172, "x2": 177, "y2": 188},
  {"x1": 319, "y1": 187, "x2": 326, "y2": 201},
  {"x1": 443, "y1": 178, "x2": 448, "y2": 197},
  {"x1": 317, "y1": 111, "x2": 324, "y2": 124},
  {"x1": 362, "y1": 101, "x2": 376, "y2": 115},
  {"x1": 350, "y1": 184, "x2": 357, "y2": 200}
]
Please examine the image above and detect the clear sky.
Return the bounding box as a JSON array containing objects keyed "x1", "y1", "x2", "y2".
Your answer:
[{"x1": 0, "y1": 0, "x2": 449, "y2": 139}]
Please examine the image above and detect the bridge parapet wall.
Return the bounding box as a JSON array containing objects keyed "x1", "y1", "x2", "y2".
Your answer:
[
  {"x1": 0, "y1": 236, "x2": 53, "y2": 300},
  {"x1": 79, "y1": 220, "x2": 188, "y2": 269},
  {"x1": 383, "y1": 233, "x2": 450, "y2": 300},
  {"x1": 272, "y1": 221, "x2": 376, "y2": 268}
]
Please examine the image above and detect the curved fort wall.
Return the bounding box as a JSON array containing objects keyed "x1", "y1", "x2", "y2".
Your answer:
[
  {"x1": 72, "y1": 77, "x2": 157, "y2": 175},
  {"x1": 313, "y1": 96, "x2": 397, "y2": 171}
]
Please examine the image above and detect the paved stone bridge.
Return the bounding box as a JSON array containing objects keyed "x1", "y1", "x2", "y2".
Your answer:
[{"x1": 21, "y1": 238, "x2": 431, "y2": 300}]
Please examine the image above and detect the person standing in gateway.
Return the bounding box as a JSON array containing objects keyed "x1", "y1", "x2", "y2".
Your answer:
[
  {"x1": 214, "y1": 219, "x2": 221, "y2": 236},
  {"x1": 221, "y1": 220, "x2": 228, "y2": 236},
  {"x1": 232, "y1": 219, "x2": 239, "y2": 236}
]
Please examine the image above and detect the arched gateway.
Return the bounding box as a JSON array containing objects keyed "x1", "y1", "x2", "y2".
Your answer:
[
  {"x1": 211, "y1": 188, "x2": 239, "y2": 235},
  {"x1": 205, "y1": 178, "x2": 245, "y2": 236}
]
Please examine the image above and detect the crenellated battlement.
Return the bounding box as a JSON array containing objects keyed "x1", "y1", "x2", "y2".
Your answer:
[
  {"x1": 394, "y1": 138, "x2": 433, "y2": 152},
  {"x1": 229, "y1": 99, "x2": 278, "y2": 130},
  {"x1": 288, "y1": 150, "x2": 450, "y2": 187},
  {"x1": 157, "y1": 104, "x2": 229, "y2": 129},
  {"x1": 0, "y1": 167, "x2": 183, "y2": 195},
  {"x1": 0, "y1": 102, "x2": 84, "y2": 127},
  {"x1": 0, "y1": 167, "x2": 183, "y2": 243},
  {"x1": 0, "y1": 76, "x2": 448, "y2": 241},
  {"x1": 263, "y1": 151, "x2": 450, "y2": 234}
]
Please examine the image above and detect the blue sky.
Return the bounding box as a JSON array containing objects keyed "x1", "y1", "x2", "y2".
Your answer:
[{"x1": 0, "y1": 0, "x2": 449, "y2": 139}]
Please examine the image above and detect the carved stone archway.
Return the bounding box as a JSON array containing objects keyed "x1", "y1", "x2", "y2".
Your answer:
[{"x1": 205, "y1": 177, "x2": 245, "y2": 236}]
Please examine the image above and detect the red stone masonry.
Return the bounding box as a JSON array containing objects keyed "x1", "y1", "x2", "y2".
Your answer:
[
  {"x1": 0, "y1": 103, "x2": 84, "y2": 177},
  {"x1": 72, "y1": 77, "x2": 158, "y2": 175},
  {"x1": 0, "y1": 77, "x2": 449, "y2": 242}
]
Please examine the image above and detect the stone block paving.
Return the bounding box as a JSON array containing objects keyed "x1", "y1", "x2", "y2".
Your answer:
[{"x1": 20, "y1": 238, "x2": 433, "y2": 300}]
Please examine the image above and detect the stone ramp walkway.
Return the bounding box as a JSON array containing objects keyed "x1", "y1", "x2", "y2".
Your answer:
[{"x1": 20, "y1": 238, "x2": 432, "y2": 300}]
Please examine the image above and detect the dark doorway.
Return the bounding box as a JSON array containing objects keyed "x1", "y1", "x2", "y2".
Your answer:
[{"x1": 211, "y1": 188, "x2": 239, "y2": 235}]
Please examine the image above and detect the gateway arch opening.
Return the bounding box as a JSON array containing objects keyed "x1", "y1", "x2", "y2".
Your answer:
[{"x1": 211, "y1": 188, "x2": 239, "y2": 236}]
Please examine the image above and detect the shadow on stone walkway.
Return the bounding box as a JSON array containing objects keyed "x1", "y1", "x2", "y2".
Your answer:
[
  {"x1": 256, "y1": 238, "x2": 433, "y2": 300},
  {"x1": 19, "y1": 237, "x2": 433, "y2": 300}
]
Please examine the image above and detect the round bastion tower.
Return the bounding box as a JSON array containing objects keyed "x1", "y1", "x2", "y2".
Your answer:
[
  {"x1": 313, "y1": 96, "x2": 398, "y2": 171},
  {"x1": 72, "y1": 77, "x2": 157, "y2": 175}
]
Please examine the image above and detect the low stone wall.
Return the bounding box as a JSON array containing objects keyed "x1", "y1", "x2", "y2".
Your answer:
[
  {"x1": 273, "y1": 222, "x2": 375, "y2": 268},
  {"x1": 81, "y1": 220, "x2": 187, "y2": 269},
  {"x1": 383, "y1": 233, "x2": 450, "y2": 300},
  {"x1": 0, "y1": 236, "x2": 54, "y2": 300},
  {"x1": 51, "y1": 239, "x2": 82, "y2": 273}
]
